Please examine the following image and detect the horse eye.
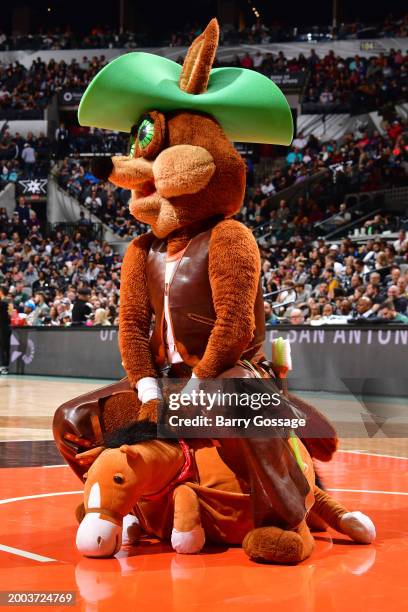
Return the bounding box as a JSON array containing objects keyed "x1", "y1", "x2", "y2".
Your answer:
[{"x1": 114, "y1": 474, "x2": 124, "y2": 484}]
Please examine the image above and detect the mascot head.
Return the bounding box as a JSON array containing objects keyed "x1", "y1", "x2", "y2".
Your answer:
[{"x1": 78, "y1": 19, "x2": 293, "y2": 238}]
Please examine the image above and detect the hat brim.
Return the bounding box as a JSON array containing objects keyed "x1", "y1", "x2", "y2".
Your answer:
[{"x1": 78, "y1": 52, "x2": 293, "y2": 145}]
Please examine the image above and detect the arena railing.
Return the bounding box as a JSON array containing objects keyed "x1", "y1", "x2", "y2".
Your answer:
[
  {"x1": 9, "y1": 324, "x2": 408, "y2": 398},
  {"x1": 47, "y1": 221, "x2": 103, "y2": 241},
  {"x1": 252, "y1": 169, "x2": 331, "y2": 241}
]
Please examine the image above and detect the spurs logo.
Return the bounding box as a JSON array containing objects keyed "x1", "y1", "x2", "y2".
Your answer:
[{"x1": 10, "y1": 334, "x2": 35, "y2": 365}]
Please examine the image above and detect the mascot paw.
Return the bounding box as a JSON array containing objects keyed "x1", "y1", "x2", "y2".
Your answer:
[
  {"x1": 339, "y1": 511, "x2": 376, "y2": 544},
  {"x1": 171, "y1": 525, "x2": 205, "y2": 554},
  {"x1": 243, "y1": 527, "x2": 308, "y2": 565},
  {"x1": 122, "y1": 514, "x2": 141, "y2": 546}
]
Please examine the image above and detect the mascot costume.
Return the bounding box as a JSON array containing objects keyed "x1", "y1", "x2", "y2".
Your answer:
[{"x1": 53, "y1": 19, "x2": 375, "y2": 563}]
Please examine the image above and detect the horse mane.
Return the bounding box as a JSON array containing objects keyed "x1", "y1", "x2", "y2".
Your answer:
[{"x1": 103, "y1": 420, "x2": 178, "y2": 449}]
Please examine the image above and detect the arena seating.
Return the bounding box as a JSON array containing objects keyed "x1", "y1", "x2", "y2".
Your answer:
[
  {"x1": 0, "y1": 13, "x2": 407, "y2": 50},
  {"x1": 0, "y1": 18, "x2": 407, "y2": 328}
]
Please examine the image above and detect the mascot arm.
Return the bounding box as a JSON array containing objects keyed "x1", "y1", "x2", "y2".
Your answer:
[
  {"x1": 193, "y1": 219, "x2": 260, "y2": 379},
  {"x1": 119, "y1": 233, "x2": 157, "y2": 389}
]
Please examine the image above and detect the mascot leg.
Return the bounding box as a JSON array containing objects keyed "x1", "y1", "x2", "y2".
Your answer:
[
  {"x1": 53, "y1": 379, "x2": 144, "y2": 548},
  {"x1": 52, "y1": 378, "x2": 140, "y2": 479},
  {"x1": 312, "y1": 486, "x2": 376, "y2": 544}
]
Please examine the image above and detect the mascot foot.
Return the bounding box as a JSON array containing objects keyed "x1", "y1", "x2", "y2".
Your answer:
[
  {"x1": 122, "y1": 514, "x2": 141, "y2": 546},
  {"x1": 243, "y1": 522, "x2": 314, "y2": 565},
  {"x1": 339, "y1": 511, "x2": 376, "y2": 544},
  {"x1": 171, "y1": 525, "x2": 205, "y2": 554}
]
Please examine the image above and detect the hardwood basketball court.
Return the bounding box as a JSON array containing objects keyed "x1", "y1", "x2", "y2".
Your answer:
[{"x1": 0, "y1": 375, "x2": 407, "y2": 611}]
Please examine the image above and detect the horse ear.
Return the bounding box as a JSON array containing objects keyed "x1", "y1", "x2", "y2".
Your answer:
[
  {"x1": 179, "y1": 18, "x2": 219, "y2": 94},
  {"x1": 119, "y1": 444, "x2": 140, "y2": 459},
  {"x1": 75, "y1": 446, "x2": 105, "y2": 463}
]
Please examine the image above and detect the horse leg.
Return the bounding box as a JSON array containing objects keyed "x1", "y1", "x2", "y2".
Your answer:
[
  {"x1": 171, "y1": 485, "x2": 205, "y2": 554},
  {"x1": 122, "y1": 513, "x2": 142, "y2": 546},
  {"x1": 312, "y1": 486, "x2": 376, "y2": 544},
  {"x1": 243, "y1": 519, "x2": 315, "y2": 565}
]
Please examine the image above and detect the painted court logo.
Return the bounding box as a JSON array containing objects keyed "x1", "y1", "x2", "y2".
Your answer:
[{"x1": 10, "y1": 334, "x2": 35, "y2": 365}]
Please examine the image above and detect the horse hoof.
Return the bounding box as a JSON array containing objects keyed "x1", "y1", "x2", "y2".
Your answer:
[
  {"x1": 171, "y1": 525, "x2": 205, "y2": 554},
  {"x1": 122, "y1": 514, "x2": 141, "y2": 546},
  {"x1": 339, "y1": 511, "x2": 376, "y2": 544},
  {"x1": 243, "y1": 527, "x2": 305, "y2": 565}
]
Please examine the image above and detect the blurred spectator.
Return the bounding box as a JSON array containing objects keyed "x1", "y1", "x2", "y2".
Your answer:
[
  {"x1": 71, "y1": 287, "x2": 92, "y2": 325},
  {"x1": 0, "y1": 284, "x2": 11, "y2": 374}
]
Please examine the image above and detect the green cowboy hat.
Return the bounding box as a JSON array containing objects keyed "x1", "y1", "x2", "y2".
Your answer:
[{"x1": 78, "y1": 52, "x2": 293, "y2": 145}]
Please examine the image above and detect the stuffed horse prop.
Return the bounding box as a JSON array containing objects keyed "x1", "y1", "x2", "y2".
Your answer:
[{"x1": 75, "y1": 423, "x2": 375, "y2": 562}]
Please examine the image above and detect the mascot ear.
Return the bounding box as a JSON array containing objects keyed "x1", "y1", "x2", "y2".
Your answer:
[
  {"x1": 179, "y1": 18, "x2": 219, "y2": 94},
  {"x1": 119, "y1": 444, "x2": 141, "y2": 459},
  {"x1": 75, "y1": 446, "x2": 105, "y2": 463}
]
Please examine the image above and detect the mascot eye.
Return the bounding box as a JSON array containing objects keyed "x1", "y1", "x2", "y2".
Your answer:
[
  {"x1": 113, "y1": 474, "x2": 125, "y2": 484},
  {"x1": 128, "y1": 133, "x2": 136, "y2": 157},
  {"x1": 137, "y1": 117, "x2": 155, "y2": 149}
]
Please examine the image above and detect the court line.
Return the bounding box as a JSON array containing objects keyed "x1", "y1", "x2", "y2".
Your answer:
[
  {"x1": 0, "y1": 490, "x2": 82, "y2": 505},
  {"x1": 328, "y1": 488, "x2": 408, "y2": 496},
  {"x1": 338, "y1": 450, "x2": 408, "y2": 461},
  {"x1": 0, "y1": 544, "x2": 57, "y2": 563}
]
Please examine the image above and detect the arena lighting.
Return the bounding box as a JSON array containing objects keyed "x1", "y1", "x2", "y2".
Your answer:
[{"x1": 249, "y1": 1, "x2": 261, "y2": 19}]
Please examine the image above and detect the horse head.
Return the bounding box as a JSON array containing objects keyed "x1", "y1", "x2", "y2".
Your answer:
[{"x1": 76, "y1": 439, "x2": 185, "y2": 557}]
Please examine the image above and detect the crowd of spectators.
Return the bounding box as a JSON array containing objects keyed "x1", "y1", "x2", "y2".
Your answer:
[
  {"x1": 240, "y1": 117, "x2": 408, "y2": 236},
  {"x1": 0, "y1": 14, "x2": 407, "y2": 51},
  {"x1": 57, "y1": 157, "x2": 146, "y2": 238},
  {"x1": 261, "y1": 228, "x2": 408, "y2": 326},
  {"x1": 0, "y1": 27, "x2": 140, "y2": 52},
  {"x1": 0, "y1": 195, "x2": 406, "y2": 357},
  {"x1": 0, "y1": 130, "x2": 51, "y2": 186},
  {"x1": 51, "y1": 117, "x2": 408, "y2": 240},
  {"x1": 0, "y1": 124, "x2": 126, "y2": 186},
  {"x1": 1, "y1": 42, "x2": 408, "y2": 118},
  {"x1": 302, "y1": 48, "x2": 408, "y2": 113},
  {"x1": 0, "y1": 55, "x2": 106, "y2": 118},
  {"x1": 0, "y1": 208, "x2": 121, "y2": 339}
]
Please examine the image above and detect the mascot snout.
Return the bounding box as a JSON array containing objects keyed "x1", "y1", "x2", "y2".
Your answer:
[{"x1": 76, "y1": 513, "x2": 122, "y2": 558}]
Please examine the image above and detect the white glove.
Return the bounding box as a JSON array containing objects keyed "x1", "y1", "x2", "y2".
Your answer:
[{"x1": 136, "y1": 377, "x2": 162, "y2": 404}]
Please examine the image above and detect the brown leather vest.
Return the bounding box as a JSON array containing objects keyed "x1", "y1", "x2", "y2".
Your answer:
[{"x1": 146, "y1": 225, "x2": 265, "y2": 368}]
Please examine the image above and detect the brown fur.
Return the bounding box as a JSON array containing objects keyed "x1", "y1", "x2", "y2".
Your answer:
[
  {"x1": 100, "y1": 392, "x2": 142, "y2": 432},
  {"x1": 195, "y1": 219, "x2": 261, "y2": 378},
  {"x1": 179, "y1": 18, "x2": 219, "y2": 94},
  {"x1": 110, "y1": 156, "x2": 154, "y2": 190},
  {"x1": 107, "y1": 111, "x2": 246, "y2": 239},
  {"x1": 119, "y1": 232, "x2": 157, "y2": 387},
  {"x1": 153, "y1": 144, "x2": 215, "y2": 198}
]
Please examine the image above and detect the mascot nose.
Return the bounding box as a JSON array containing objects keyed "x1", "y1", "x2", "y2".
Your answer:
[
  {"x1": 76, "y1": 513, "x2": 122, "y2": 558},
  {"x1": 91, "y1": 157, "x2": 114, "y2": 182}
]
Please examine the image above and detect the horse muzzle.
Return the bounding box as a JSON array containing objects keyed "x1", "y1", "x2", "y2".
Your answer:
[{"x1": 76, "y1": 512, "x2": 122, "y2": 558}]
